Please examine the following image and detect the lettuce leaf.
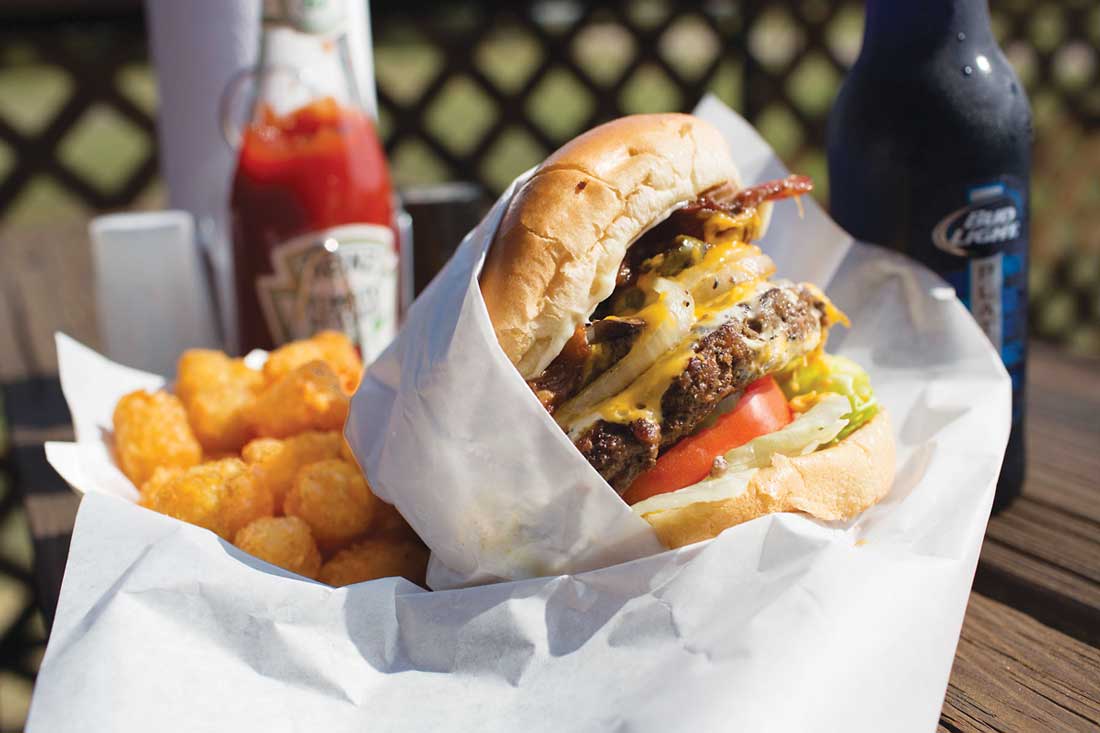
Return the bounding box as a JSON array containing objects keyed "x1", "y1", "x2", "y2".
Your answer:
[
  {"x1": 722, "y1": 393, "x2": 851, "y2": 472},
  {"x1": 630, "y1": 395, "x2": 851, "y2": 516},
  {"x1": 776, "y1": 353, "x2": 878, "y2": 442}
]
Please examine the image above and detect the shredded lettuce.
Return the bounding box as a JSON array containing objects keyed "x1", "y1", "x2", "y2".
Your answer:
[
  {"x1": 776, "y1": 353, "x2": 878, "y2": 441},
  {"x1": 630, "y1": 468, "x2": 756, "y2": 516},
  {"x1": 722, "y1": 393, "x2": 851, "y2": 471},
  {"x1": 631, "y1": 395, "x2": 851, "y2": 516}
]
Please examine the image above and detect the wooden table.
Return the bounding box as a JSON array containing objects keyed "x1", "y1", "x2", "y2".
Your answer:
[
  {"x1": 939, "y1": 346, "x2": 1100, "y2": 732},
  {"x1": 2, "y1": 222, "x2": 1098, "y2": 729}
]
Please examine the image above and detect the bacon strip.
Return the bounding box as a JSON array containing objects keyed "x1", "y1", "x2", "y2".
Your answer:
[
  {"x1": 686, "y1": 174, "x2": 814, "y2": 217},
  {"x1": 527, "y1": 325, "x2": 589, "y2": 412},
  {"x1": 527, "y1": 318, "x2": 646, "y2": 413}
]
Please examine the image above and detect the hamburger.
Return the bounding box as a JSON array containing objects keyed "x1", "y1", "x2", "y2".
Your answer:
[{"x1": 480, "y1": 114, "x2": 895, "y2": 549}]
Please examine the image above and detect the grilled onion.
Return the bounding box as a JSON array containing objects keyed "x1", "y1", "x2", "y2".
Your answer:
[
  {"x1": 681, "y1": 249, "x2": 775, "y2": 306},
  {"x1": 555, "y1": 278, "x2": 694, "y2": 433}
]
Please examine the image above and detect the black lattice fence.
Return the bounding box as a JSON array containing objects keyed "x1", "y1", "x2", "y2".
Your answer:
[
  {"x1": 375, "y1": 1, "x2": 750, "y2": 191},
  {"x1": 0, "y1": 18, "x2": 155, "y2": 215}
]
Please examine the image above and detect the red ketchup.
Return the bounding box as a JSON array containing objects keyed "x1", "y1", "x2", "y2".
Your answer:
[{"x1": 231, "y1": 97, "x2": 397, "y2": 358}]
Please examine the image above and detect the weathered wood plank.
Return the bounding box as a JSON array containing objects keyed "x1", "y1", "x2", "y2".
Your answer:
[
  {"x1": 1023, "y1": 343, "x2": 1100, "y2": 523},
  {"x1": 0, "y1": 220, "x2": 100, "y2": 380},
  {"x1": 0, "y1": 278, "x2": 32, "y2": 380},
  {"x1": 975, "y1": 494, "x2": 1100, "y2": 646},
  {"x1": 989, "y1": 500, "x2": 1100, "y2": 587},
  {"x1": 975, "y1": 534, "x2": 1100, "y2": 648},
  {"x1": 1027, "y1": 342, "x2": 1100, "y2": 410},
  {"x1": 969, "y1": 344, "x2": 1100, "y2": 645},
  {"x1": 1027, "y1": 448, "x2": 1100, "y2": 526},
  {"x1": 939, "y1": 593, "x2": 1100, "y2": 733}
]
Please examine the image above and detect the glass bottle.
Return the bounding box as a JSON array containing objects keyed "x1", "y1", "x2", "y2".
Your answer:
[
  {"x1": 827, "y1": 0, "x2": 1032, "y2": 510},
  {"x1": 230, "y1": 0, "x2": 398, "y2": 363}
]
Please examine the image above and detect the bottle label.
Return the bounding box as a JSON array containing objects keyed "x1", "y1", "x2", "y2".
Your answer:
[
  {"x1": 256, "y1": 223, "x2": 397, "y2": 363},
  {"x1": 932, "y1": 188, "x2": 1023, "y2": 259},
  {"x1": 930, "y1": 177, "x2": 1027, "y2": 420}
]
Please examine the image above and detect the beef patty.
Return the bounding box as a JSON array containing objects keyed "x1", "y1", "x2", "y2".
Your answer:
[{"x1": 574, "y1": 284, "x2": 827, "y2": 491}]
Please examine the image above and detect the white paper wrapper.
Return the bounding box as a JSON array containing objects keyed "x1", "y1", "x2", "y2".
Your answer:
[{"x1": 31, "y1": 98, "x2": 1010, "y2": 733}]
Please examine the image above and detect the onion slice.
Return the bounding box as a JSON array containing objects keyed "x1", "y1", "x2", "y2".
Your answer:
[
  {"x1": 555, "y1": 278, "x2": 694, "y2": 432},
  {"x1": 680, "y1": 250, "x2": 775, "y2": 306}
]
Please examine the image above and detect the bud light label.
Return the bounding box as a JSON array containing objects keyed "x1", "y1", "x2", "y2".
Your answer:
[
  {"x1": 932, "y1": 192, "x2": 1022, "y2": 258},
  {"x1": 933, "y1": 177, "x2": 1028, "y2": 422}
]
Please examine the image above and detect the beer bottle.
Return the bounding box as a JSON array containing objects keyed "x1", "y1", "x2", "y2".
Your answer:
[{"x1": 827, "y1": 0, "x2": 1031, "y2": 511}]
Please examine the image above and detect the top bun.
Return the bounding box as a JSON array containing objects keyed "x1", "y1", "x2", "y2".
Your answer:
[{"x1": 480, "y1": 114, "x2": 741, "y2": 379}]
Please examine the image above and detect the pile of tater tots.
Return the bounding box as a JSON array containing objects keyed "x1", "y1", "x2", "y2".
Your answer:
[{"x1": 111, "y1": 330, "x2": 428, "y2": 586}]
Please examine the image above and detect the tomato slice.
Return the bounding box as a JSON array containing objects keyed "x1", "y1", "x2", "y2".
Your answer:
[{"x1": 621, "y1": 376, "x2": 792, "y2": 505}]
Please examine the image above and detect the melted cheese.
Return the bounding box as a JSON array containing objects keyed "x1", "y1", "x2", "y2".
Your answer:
[
  {"x1": 568, "y1": 211, "x2": 776, "y2": 433},
  {"x1": 572, "y1": 281, "x2": 770, "y2": 434},
  {"x1": 802, "y1": 281, "x2": 849, "y2": 327},
  {"x1": 703, "y1": 209, "x2": 764, "y2": 247},
  {"x1": 694, "y1": 279, "x2": 763, "y2": 323},
  {"x1": 579, "y1": 340, "x2": 696, "y2": 431},
  {"x1": 699, "y1": 239, "x2": 759, "y2": 272}
]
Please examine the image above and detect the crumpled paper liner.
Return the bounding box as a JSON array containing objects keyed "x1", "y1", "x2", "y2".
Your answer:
[{"x1": 30, "y1": 97, "x2": 1010, "y2": 733}]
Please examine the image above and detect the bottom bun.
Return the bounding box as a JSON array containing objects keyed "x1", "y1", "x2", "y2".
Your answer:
[{"x1": 639, "y1": 410, "x2": 896, "y2": 549}]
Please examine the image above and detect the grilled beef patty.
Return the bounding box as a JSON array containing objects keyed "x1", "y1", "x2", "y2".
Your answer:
[{"x1": 575, "y1": 284, "x2": 827, "y2": 491}]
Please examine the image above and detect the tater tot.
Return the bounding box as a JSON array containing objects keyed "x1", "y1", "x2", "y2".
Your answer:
[
  {"x1": 332, "y1": 441, "x2": 409, "y2": 536},
  {"x1": 312, "y1": 331, "x2": 363, "y2": 393},
  {"x1": 284, "y1": 458, "x2": 376, "y2": 550},
  {"x1": 248, "y1": 361, "x2": 349, "y2": 438},
  {"x1": 261, "y1": 340, "x2": 324, "y2": 384},
  {"x1": 139, "y1": 458, "x2": 246, "y2": 539},
  {"x1": 241, "y1": 431, "x2": 343, "y2": 512},
  {"x1": 234, "y1": 516, "x2": 322, "y2": 579},
  {"x1": 140, "y1": 466, "x2": 183, "y2": 496},
  {"x1": 263, "y1": 331, "x2": 363, "y2": 394},
  {"x1": 176, "y1": 350, "x2": 263, "y2": 453},
  {"x1": 113, "y1": 390, "x2": 202, "y2": 486},
  {"x1": 319, "y1": 538, "x2": 429, "y2": 587},
  {"x1": 240, "y1": 438, "x2": 282, "y2": 464},
  {"x1": 221, "y1": 469, "x2": 275, "y2": 539}
]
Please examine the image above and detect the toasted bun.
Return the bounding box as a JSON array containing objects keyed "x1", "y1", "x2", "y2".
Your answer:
[
  {"x1": 480, "y1": 114, "x2": 741, "y2": 379},
  {"x1": 639, "y1": 411, "x2": 896, "y2": 549}
]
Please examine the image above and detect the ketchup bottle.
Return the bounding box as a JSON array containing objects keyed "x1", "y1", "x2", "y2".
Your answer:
[{"x1": 230, "y1": 0, "x2": 397, "y2": 361}]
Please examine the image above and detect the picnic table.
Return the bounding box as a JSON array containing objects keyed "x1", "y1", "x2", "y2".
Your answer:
[{"x1": 2, "y1": 220, "x2": 1099, "y2": 732}]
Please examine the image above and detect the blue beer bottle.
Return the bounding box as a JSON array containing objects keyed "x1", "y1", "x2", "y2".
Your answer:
[{"x1": 827, "y1": 0, "x2": 1032, "y2": 511}]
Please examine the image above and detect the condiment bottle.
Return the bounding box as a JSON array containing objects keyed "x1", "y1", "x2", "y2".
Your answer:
[{"x1": 231, "y1": 0, "x2": 398, "y2": 362}]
